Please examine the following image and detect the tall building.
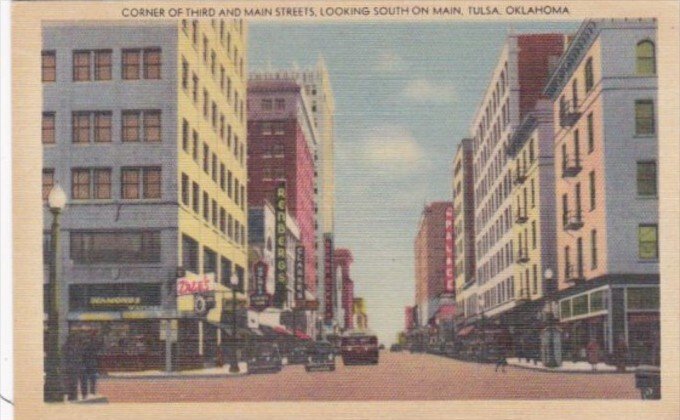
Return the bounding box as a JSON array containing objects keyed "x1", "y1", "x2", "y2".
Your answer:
[
  {"x1": 543, "y1": 19, "x2": 659, "y2": 361},
  {"x1": 469, "y1": 33, "x2": 565, "y2": 322},
  {"x1": 504, "y1": 99, "x2": 558, "y2": 346},
  {"x1": 334, "y1": 248, "x2": 354, "y2": 330},
  {"x1": 246, "y1": 79, "x2": 318, "y2": 302},
  {"x1": 249, "y1": 59, "x2": 336, "y2": 331},
  {"x1": 414, "y1": 201, "x2": 453, "y2": 325},
  {"x1": 42, "y1": 19, "x2": 249, "y2": 369},
  {"x1": 452, "y1": 139, "x2": 477, "y2": 322}
]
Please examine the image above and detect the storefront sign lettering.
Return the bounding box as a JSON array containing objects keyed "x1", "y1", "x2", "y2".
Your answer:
[
  {"x1": 295, "y1": 245, "x2": 306, "y2": 303},
  {"x1": 274, "y1": 182, "x2": 287, "y2": 307}
]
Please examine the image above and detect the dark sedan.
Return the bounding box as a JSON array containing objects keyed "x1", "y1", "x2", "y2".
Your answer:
[
  {"x1": 288, "y1": 346, "x2": 309, "y2": 365},
  {"x1": 305, "y1": 342, "x2": 336, "y2": 372},
  {"x1": 247, "y1": 343, "x2": 283, "y2": 374}
]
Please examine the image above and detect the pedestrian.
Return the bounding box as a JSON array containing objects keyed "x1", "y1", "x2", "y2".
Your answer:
[
  {"x1": 80, "y1": 331, "x2": 100, "y2": 399},
  {"x1": 586, "y1": 338, "x2": 600, "y2": 371},
  {"x1": 614, "y1": 334, "x2": 628, "y2": 373},
  {"x1": 495, "y1": 329, "x2": 512, "y2": 373},
  {"x1": 61, "y1": 333, "x2": 82, "y2": 401}
]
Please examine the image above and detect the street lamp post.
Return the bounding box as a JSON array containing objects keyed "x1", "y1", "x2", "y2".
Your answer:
[
  {"x1": 229, "y1": 273, "x2": 241, "y2": 373},
  {"x1": 44, "y1": 184, "x2": 67, "y2": 402},
  {"x1": 478, "y1": 294, "x2": 486, "y2": 362},
  {"x1": 543, "y1": 268, "x2": 561, "y2": 367}
]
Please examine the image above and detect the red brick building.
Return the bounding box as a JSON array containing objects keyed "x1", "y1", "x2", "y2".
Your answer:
[{"x1": 247, "y1": 80, "x2": 317, "y2": 293}]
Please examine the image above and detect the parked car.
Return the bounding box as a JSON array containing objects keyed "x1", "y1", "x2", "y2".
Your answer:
[
  {"x1": 341, "y1": 330, "x2": 379, "y2": 365},
  {"x1": 635, "y1": 365, "x2": 661, "y2": 399},
  {"x1": 288, "y1": 346, "x2": 309, "y2": 365},
  {"x1": 389, "y1": 344, "x2": 403, "y2": 352},
  {"x1": 378, "y1": 344, "x2": 385, "y2": 350},
  {"x1": 247, "y1": 343, "x2": 282, "y2": 374},
  {"x1": 305, "y1": 342, "x2": 336, "y2": 372}
]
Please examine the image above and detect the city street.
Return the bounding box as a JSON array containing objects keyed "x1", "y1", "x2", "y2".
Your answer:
[{"x1": 99, "y1": 352, "x2": 639, "y2": 402}]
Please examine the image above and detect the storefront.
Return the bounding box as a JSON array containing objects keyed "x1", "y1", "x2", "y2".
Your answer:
[{"x1": 558, "y1": 282, "x2": 659, "y2": 365}]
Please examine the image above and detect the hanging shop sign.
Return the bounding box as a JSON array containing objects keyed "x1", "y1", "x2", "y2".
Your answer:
[
  {"x1": 324, "y1": 234, "x2": 334, "y2": 322},
  {"x1": 445, "y1": 205, "x2": 455, "y2": 295},
  {"x1": 69, "y1": 283, "x2": 162, "y2": 312},
  {"x1": 274, "y1": 182, "x2": 287, "y2": 308},
  {"x1": 250, "y1": 261, "x2": 271, "y2": 311},
  {"x1": 294, "y1": 245, "x2": 306, "y2": 304},
  {"x1": 176, "y1": 273, "x2": 216, "y2": 296}
]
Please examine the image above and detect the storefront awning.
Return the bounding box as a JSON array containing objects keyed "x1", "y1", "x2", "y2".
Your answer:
[
  {"x1": 457, "y1": 325, "x2": 476, "y2": 337},
  {"x1": 295, "y1": 330, "x2": 311, "y2": 340},
  {"x1": 273, "y1": 325, "x2": 293, "y2": 335}
]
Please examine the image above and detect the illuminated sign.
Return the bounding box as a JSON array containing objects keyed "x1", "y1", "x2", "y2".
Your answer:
[
  {"x1": 250, "y1": 261, "x2": 271, "y2": 311},
  {"x1": 274, "y1": 182, "x2": 287, "y2": 308},
  {"x1": 176, "y1": 273, "x2": 216, "y2": 296},
  {"x1": 324, "y1": 234, "x2": 334, "y2": 322},
  {"x1": 294, "y1": 245, "x2": 306, "y2": 303},
  {"x1": 445, "y1": 205, "x2": 455, "y2": 295}
]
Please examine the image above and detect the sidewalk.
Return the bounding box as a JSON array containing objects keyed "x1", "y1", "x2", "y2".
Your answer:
[
  {"x1": 104, "y1": 362, "x2": 249, "y2": 379},
  {"x1": 506, "y1": 357, "x2": 635, "y2": 373},
  {"x1": 68, "y1": 395, "x2": 109, "y2": 404}
]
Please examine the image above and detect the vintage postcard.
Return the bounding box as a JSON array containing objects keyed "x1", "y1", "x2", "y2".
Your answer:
[{"x1": 5, "y1": 0, "x2": 680, "y2": 419}]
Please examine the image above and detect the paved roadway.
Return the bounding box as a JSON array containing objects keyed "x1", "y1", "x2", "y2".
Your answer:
[{"x1": 99, "y1": 351, "x2": 639, "y2": 402}]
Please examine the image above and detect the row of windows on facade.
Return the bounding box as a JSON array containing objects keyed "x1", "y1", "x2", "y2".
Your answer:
[
  {"x1": 181, "y1": 19, "x2": 245, "y2": 78},
  {"x1": 182, "y1": 233, "x2": 246, "y2": 290},
  {"x1": 475, "y1": 159, "x2": 657, "y2": 275},
  {"x1": 41, "y1": 48, "x2": 161, "y2": 83},
  {"x1": 558, "y1": 40, "x2": 656, "y2": 122},
  {"x1": 180, "y1": 172, "x2": 246, "y2": 247},
  {"x1": 181, "y1": 119, "x2": 245, "y2": 205},
  {"x1": 475, "y1": 62, "x2": 509, "y2": 146},
  {"x1": 42, "y1": 167, "x2": 161, "y2": 201},
  {"x1": 181, "y1": 55, "x2": 246, "y2": 126},
  {"x1": 42, "y1": 110, "x2": 162, "y2": 144},
  {"x1": 474, "y1": 100, "x2": 656, "y2": 253},
  {"x1": 474, "y1": 99, "x2": 511, "y2": 181}
]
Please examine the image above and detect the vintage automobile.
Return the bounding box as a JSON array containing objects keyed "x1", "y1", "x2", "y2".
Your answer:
[
  {"x1": 288, "y1": 346, "x2": 309, "y2": 365},
  {"x1": 305, "y1": 342, "x2": 336, "y2": 372},
  {"x1": 389, "y1": 344, "x2": 403, "y2": 352},
  {"x1": 247, "y1": 343, "x2": 283, "y2": 374},
  {"x1": 635, "y1": 365, "x2": 661, "y2": 399},
  {"x1": 341, "y1": 330, "x2": 379, "y2": 365}
]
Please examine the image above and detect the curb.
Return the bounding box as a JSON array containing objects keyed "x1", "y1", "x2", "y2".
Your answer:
[
  {"x1": 103, "y1": 372, "x2": 249, "y2": 380},
  {"x1": 507, "y1": 363, "x2": 634, "y2": 374}
]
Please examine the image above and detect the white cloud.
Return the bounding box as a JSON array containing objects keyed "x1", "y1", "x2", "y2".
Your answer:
[
  {"x1": 401, "y1": 79, "x2": 456, "y2": 103},
  {"x1": 374, "y1": 51, "x2": 405, "y2": 73},
  {"x1": 355, "y1": 126, "x2": 427, "y2": 176}
]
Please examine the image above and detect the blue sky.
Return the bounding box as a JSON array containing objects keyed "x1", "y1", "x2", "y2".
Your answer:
[{"x1": 249, "y1": 21, "x2": 579, "y2": 344}]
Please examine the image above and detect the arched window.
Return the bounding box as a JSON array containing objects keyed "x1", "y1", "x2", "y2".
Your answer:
[{"x1": 636, "y1": 40, "x2": 656, "y2": 75}]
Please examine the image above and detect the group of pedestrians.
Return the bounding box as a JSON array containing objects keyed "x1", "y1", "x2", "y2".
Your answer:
[{"x1": 62, "y1": 330, "x2": 101, "y2": 401}]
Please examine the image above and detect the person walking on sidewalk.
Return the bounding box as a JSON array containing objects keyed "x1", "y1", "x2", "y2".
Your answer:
[
  {"x1": 79, "y1": 331, "x2": 101, "y2": 399},
  {"x1": 62, "y1": 333, "x2": 82, "y2": 401},
  {"x1": 495, "y1": 329, "x2": 512, "y2": 373},
  {"x1": 586, "y1": 338, "x2": 600, "y2": 372}
]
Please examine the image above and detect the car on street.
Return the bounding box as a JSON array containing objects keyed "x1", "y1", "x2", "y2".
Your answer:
[
  {"x1": 305, "y1": 341, "x2": 336, "y2": 372},
  {"x1": 247, "y1": 343, "x2": 282, "y2": 374},
  {"x1": 288, "y1": 346, "x2": 309, "y2": 365},
  {"x1": 389, "y1": 344, "x2": 403, "y2": 352},
  {"x1": 340, "y1": 330, "x2": 379, "y2": 365}
]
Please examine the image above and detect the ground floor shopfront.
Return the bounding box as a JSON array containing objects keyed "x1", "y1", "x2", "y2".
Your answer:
[{"x1": 557, "y1": 276, "x2": 660, "y2": 366}]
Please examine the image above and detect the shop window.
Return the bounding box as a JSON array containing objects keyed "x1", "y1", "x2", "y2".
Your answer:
[
  {"x1": 560, "y1": 299, "x2": 572, "y2": 320},
  {"x1": 572, "y1": 294, "x2": 589, "y2": 317},
  {"x1": 590, "y1": 290, "x2": 606, "y2": 312},
  {"x1": 627, "y1": 287, "x2": 659, "y2": 310}
]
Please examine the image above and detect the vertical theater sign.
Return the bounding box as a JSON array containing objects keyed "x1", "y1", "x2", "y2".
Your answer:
[
  {"x1": 445, "y1": 205, "x2": 455, "y2": 296},
  {"x1": 294, "y1": 245, "x2": 306, "y2": 306},
  {"x1": 324, "y1": 233, "x2": 334, "y2": 323},
  {"x1": 274, "y1": 183, "x2": 287, "y2": 308}
]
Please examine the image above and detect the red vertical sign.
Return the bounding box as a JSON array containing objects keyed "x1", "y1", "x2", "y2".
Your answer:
[
  {"x1": 445, "y1": 205, "x2": 455, "y2": 295},
  {"x1": 324, "y1": 234, "x2": 334, "y2": 322}
]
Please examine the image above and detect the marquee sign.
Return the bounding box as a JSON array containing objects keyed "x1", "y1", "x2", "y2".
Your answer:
[
  {"x1": 294, "y1": 245, "x2": 306, "y2": 303},
  {"x1": 274, "y1": 182, "x2": 287, "y2": 308},
  {"x1": 445, "y1": 205, "x2": 455, "y2": 295},
  {"x1": 324, "y1": 234, "x2": 334, "y2": 322},
  {"x1": 250, "y1": 261, "x2": 271, "y2": 311}
]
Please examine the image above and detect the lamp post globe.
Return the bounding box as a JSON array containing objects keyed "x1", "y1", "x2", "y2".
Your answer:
[
  {"x1": 229, "y1": 273, "x2": 240, "y2": 373},
  {"x1": 48, "y1": 183, "x2": 67, "y2": 212}
]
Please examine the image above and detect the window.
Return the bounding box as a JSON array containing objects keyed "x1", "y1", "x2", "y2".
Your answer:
[
  {"x1": 584, "y1": 57, "x2": 594, "y2": 92},
  {"x1": 560, "y1": 299, "x2": 571, "y2": 319},
  {"x1": 72, "y1": 112, "x2": 91, "y2": 143},
  {"x1": 203, "y1": 192, "x2": 209, "y2": 221},
  {"x1": 530, "y1": 178, "x2": 535, "y2": 208},
  {"x1": 591, "y1": 229, "x2": 598, "y2": 270},
  {"x1": 141, "y1": 48, "x2": 162, "y2": 79},
  {"x1": 93, "y1": 168, "x2": 112, "y2": 199},
  {"x1": 627, "y1": 287, "x2": 659, "y2": 310},
  {"x1": 181, "y1": 173, "x2": 190, "y2": 205},
  {"x1": 220, "y1": 256, "x2": 232, "y2": 286},
  {"x1": 227, "y1": 171, "x2": 233, "y2": 198},
  {"x1": 192, "y1": 130, "x2": 199, "y2": 161},
  {"x1": 573, "y1": 294, "x2": 588, "y2": 316},
  {"x1": 73, "y1": 51, "x2": 91, "y2": 81},
  {"x1": 192, "y1": 21, "x2": 198, "y2": 45},
  {"x1": 42, "y1": 112, "x2": 56, "y2": 144},
  {"x1": 203, "y1": 143, "x2": 209, "y2": 173},
  {"x1": 203, "y1": 90, "x2": 209, "y2": 118},
  {"x1": 182, "y1": 234, "x2": 199, "y2": 273},
  {"x1": 94, "y1": 50, "x2": 112, "y2": 81},
  {"x1": 532, "y1": 265, "x2": 537, "y2": 294},
  {"x1": 71, "y1": 168, "x2": 90, "y2": 199},
  {"x1": 211, "y1": 153, "x2": 217, "y2": 181},
  {"x1": 638, "y1": 224, "x2": 658, "y2": 260},
  {"x1": 636, "y1": 40, "x2": 656, "y2": 75},
  {"x1": 211, "y1": 199, "x2": 218, "y2": 226},
  {"x1": 240, "y1": 186, "x2": 245, "y2": 210},
  {"x1": 204, "y1": 247, "x2": 217, "y2": 275},
  {"x1": 587, "y1": 112, "x2": 595, "y2": 153},
  {"x1": 637, "y1": 161, "x2": 657, "y2": 196},
  {"x1": 589, "y1": 171, "x2": 596, "y2": 210},
  {"x1": 121, "y1": 167, "x2": 161, "y2": 199},
  {"x1": 71, "y1": 231, "x2": 161, "y2": 264},
  {"x1": 635, "y1": 100, "x2": 655, "y2": 135},
  {"x1": 211, "y1": 102, "x2": 217, "y2": 128},
  {"x1": 261, "y1": 122, "x2": 272, "y2": 135},
  {"x1": 182, "y1": 58, "x2": 189, "y2": 90},
  {"x1": 203, "y1": 36, "x2": 208, "y2": 62},
  {"x1": 192, "y1": 74, "x2": 199, "y2": 102},
  {"x1": 275, "y1": 98, "x2": 285, "y2": 111},
  {"x1": 42, "y1": 51, "x2": 56, "y2": 82},
  {"x1": 122, "y1": 49, "x2": 141, "y2": 80},
  {"x1": 42, "y1": 169, "x2": 54, "y2": 201},
  {"x1": 234, "y1": 179, "x2": 239, "y2": 205},
  {"x1": 122, "y1": 110, "x2": 161, "y2": 142},
  {"x1": 192, "y1": 182, "x2": 199, "y2": 212},
  {"x1": 531, "y1": 221, "x2": 537, "y2": 249},
  {"x1": 94, "y1": 112, "x2": 112, "y2": 143},
  {"x1": 220, "y1": 208, "x2": 226, "y2": 233},
  {"x1": 261, "y1": 99, "x2": 273, "y2": 111},
  {"x1": 210, "y1": 50, "x2": 216, "y2": 75},
  {"x1": 182, "y1": 119, "x2": 189, "y2": 152},
  {"x1": 220, "y1": 163, "x2": 226, "y2": 191}
]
